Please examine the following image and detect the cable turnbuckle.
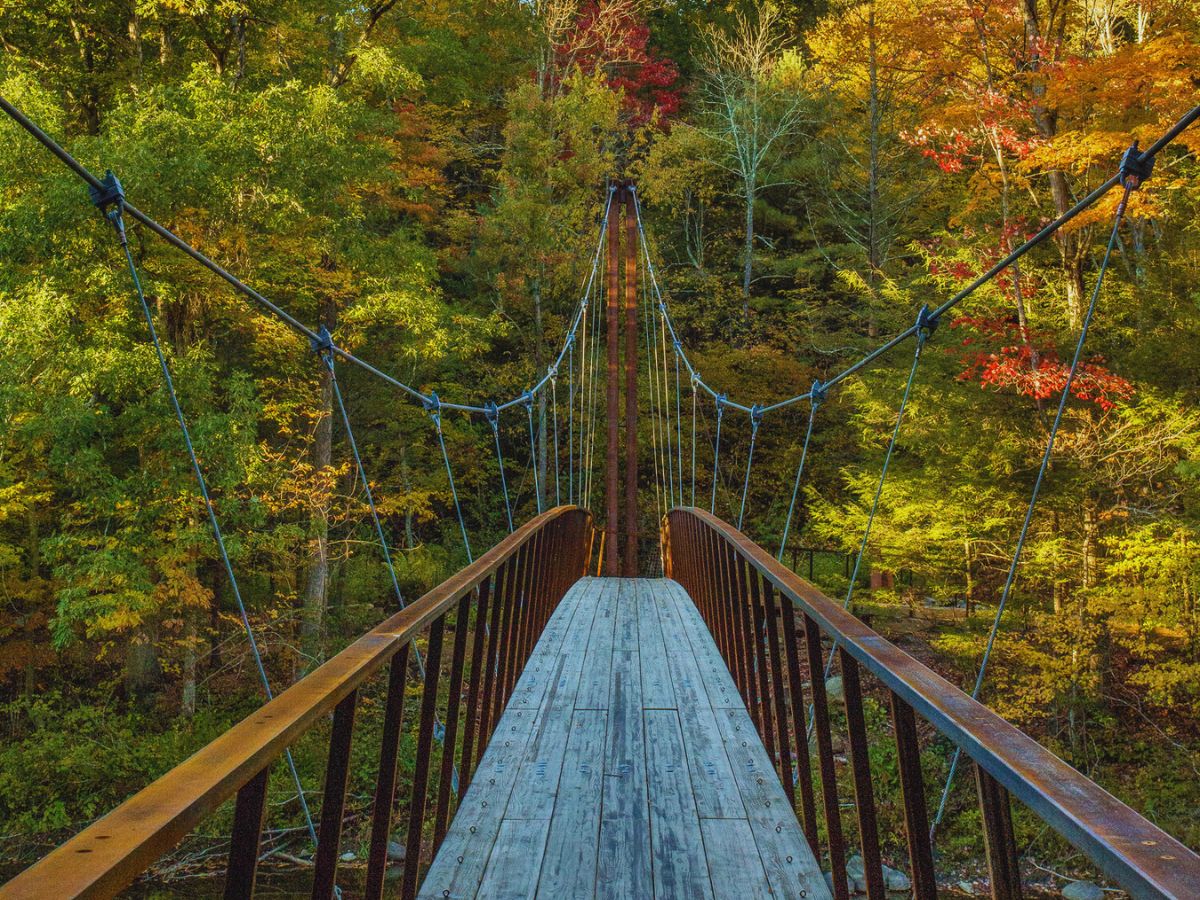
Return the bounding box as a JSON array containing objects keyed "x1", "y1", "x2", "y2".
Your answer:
[
  {"x1": 521, "y1": 390, "x2": 534, "y2": 410},
  {"x1": 423, "y1": 392, "x2": 441, "y2": 416},
  {"x1": 1119, "y1": 140, "x2": 1153, "y2": 189},
  {"x1": 309, "y1": 325, "x2": 334, "y2": 356},
  {"x1": 811, "y1": 379, "x2": 827, "y2": 405},
  {"x1": 750, "y1": 404, "x2": 764, "y2": 428},
  {"x1": 484, "y1": 401, "x2": 499, "y2": 426},
  {"x1": 715, "y1": 394, "x2": 727, "y2": 416}
]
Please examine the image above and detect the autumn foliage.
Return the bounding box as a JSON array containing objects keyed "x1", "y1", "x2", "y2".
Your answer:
[
  {"x1": 953, "y1": 315, "x2": 1135, "y2": 412},
  {"x1": 552, "y1": 1, "x2": 681, "y2": 125}
]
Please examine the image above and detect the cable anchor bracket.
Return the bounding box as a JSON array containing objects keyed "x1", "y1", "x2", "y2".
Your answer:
[
  {"x1": 309, "y1": 325, "x2": 334, "y2": 357},
  {"x1": 810, "y1": 379, "x2": 827, "y2": 406},
  {"x1": 1119, "y1": 140, "x2": 1154, "y2": 189},
  {"x1": 916, "y1": 304, "x2": 940, "y2": 343},
  {"x1": 89, "y1": 170, "x2": 127, "y2": 242}
]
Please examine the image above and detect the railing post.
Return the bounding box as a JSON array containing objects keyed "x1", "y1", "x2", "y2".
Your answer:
[
  {"x1": 365, "y1": 644, "x2": 411, "y2": 900},
  {"x1": 762, "y1": 582, "x2": 794, "y2": 803},
  {"x1": 977, "y1": 765, "x2": 1023, "y2": 900},
  {"x1": 804, "y1": 614, "x2": 849, "y2": 900},
  {"x1": 839, "y1": 650, "x2": 885, "y2": 900},
  {"x1": 779, "y1": 598, "x2": 819, "y2": 852},
  {"x1": 748, "y1": 569, "x2": 776, "y2": 759},
  {"x1": 497, "y1": 545, "x2": 522, "y2": 706},
  {"x1": 312, "y1": 688, "x2": 359, "y2": 900},
  {"x1": 482, "y1": 564, "x2": 507, "y2": 743},
  {"x1": 715, "y1": 533, "x2": 734, "y2": 668},
  {"x1": 401, "y1": 615, "x2": 447, "y2": 900},
  {"x1": 460, "y1": 576, "x2": 493, "y2": 792},
  {"x1": 434, "y1": 594, "x2": 472, "y2": 849},
  {"x1": 890, "y1": 692, "x2": 937, "y2": 900},
  {"x1": 730, "y1": 552, "x2": 753, "y2": 705},
  {"x1": 223, "y1": 766, "x2": 269, "y2": 900}
]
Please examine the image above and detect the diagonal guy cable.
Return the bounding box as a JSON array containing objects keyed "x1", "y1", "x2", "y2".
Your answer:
[
  {"x1": 777, "y1": 382, "x2": 824, "y2": 561},
  {"x1": 316, "y1": 334, "x2": 458, "y2": 787},
  {"x1": 90, "y1": 172, "x2": 322, "y2": 852},
  {"x1": 930, "y1": 155, "x2": 1144, "y2": 837}
]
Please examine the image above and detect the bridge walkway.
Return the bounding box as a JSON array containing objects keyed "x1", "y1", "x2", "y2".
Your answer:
[{"x1": 419, "y1": 576, "x2": 831, "y2": 900}]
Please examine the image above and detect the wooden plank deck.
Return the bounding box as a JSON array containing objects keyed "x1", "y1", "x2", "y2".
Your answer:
[{"x1": 419, "y1": 577, "x2": 832, "y2": 900}]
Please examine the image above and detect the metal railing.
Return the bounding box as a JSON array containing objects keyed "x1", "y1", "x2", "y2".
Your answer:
[
  {"x1": 1, "y1": 506, "x2": 592, "y2": 900},
  {"x1": 663, "y1": 507, "x2": 1200, "y2": 900}
]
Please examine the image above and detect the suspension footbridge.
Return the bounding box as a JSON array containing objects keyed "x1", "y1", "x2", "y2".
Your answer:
[{"x1": 1, "y1": 95, "x2": 1199, "y2": 900}]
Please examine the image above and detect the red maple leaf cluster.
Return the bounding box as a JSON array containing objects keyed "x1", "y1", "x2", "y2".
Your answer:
[
  {"x1": 553, "y1": 2, "x2": 682, "y2": 126},
  {"x1": 952, "y1": 315, "x2": 1134, "y2": 412},
  {"x1": 901, "y1": 91, "x2": 1041, "y2": 173}
]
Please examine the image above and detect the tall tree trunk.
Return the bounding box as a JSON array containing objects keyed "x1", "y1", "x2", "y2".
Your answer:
[
  {"x1": 401, "y1": 444, "x2": 416, "y2": 550},
  {"x1": 1020, "y1": 0, "x2": 1087, "y2": 327},
  {"x1": 533, "y1": 275, "x2": 547, "y2": 510},
  {"x1": 301, "y1": 297, "x2": 337, "y2": 665},
  {"x1": 742, "y1": 182, "x2": 755, "y2": 308},
  {"x1": 125, "y1": 622, "x2": 161, "y2": 698},
  {"x1": 181, "y1": 613, "x2": 197, "y2": 717}
]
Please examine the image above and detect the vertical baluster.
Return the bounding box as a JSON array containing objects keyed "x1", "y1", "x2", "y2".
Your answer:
[
  {"x1": 497, "y1": 546, "x2": 523, "y2": 705},
  {"x1": 434, "y1": 594, "x2": 472, "y2": 849},
  {"x1": 460, "y1": 577, "x2": 492, "y2": 791},
  {"x1": 804, "y1": 614, "x2": 849, "y2": 900},
  {"x1": 762, "y1": 582, "x2": 793, "y2": 798},
  {"x1": 712, "y1": 536, "x2": 733, "y2": 668},
  {"x1": 312, "y1": 689, "x2": 359, "y2": 900},
  {"x1": 976, "y1": 765, "x2": 1023, "y2": 900},
  {"x1": 730, "y1": 553, "x2": 753, "y2": 705},
  {"x1": 513, "y1": 537, "x2": 536, "y2": 688},
  {"x1": 224, "y1": 767, "x2": 270, "y2": 900},
  {"x1": 748, "y1": 569, "x2": 776, "y2": 760},
  {"x1": 401, "y1": 616, "x2": 446, "y2": 900},
  {"x1": 709, "y1": 531, "x2": 730, "y2": 662},
  {"x1": 482, "y1": 565, "x2": 507, "y2": 743},
  {"x1": 890, "y1": 692, "x2": 937, "y2": 900},
  {"x1": 711, "y1": 530, "x2": 728, "y2": 647},
  {"x1": 780, "y1": 600, "x2": 819, "y2": 850},
  {"x1": 839, "y1": 649, "x2": 884, "y2": 900},
  {"x1": 366, "y1": 645, "x2": 411, "y2": 900}
]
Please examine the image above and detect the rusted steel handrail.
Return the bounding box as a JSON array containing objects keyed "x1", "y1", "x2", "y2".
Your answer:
[
  {"x1": 2, "y1": 506, "x2": 592, "y2": 900},
  {"x1": 664, "y1": 507, "x2": 1200, "y2": 900}
]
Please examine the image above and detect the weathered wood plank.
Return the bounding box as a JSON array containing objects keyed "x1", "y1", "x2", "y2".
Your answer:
[
  {"x1": 700, "y1": 818, "x2": 773, "y2": 900},
  {"x1": 665, "y1": 580, "x2": 741, "y2": 709},
  {"x1": 418, "y1": 713, "x2": 536, "y2": 900},
  {"x1": 654, "y1": 585, "x2": 746, "y2": 819},
  {"x1": 612, "y1": 577, "x2": 639, "y2": 647},
  {"x1": 508, "y1": 577, "x2": 592, "y2": 710},
  {"x1": 716, "y1": 706, "x2": 832, "y2": 900},
  {"x1": 597, "y1": 648, "x2": 652, "y2": 900},
  {"x1": 636, "y1": 579, "x2": 676, "y2": 710},
  {"x1": 534, "y1": 709, "x2": 606, "y2": 898},
  {"x1": 645, "y1": 709, "x2": 715, "y2": 899},
  {"x1": 575, "y1": 579, "x2": 618, "y2": 711},
  {"x1": 476, "y1": 818, "x2": 551, "y2": 900}
]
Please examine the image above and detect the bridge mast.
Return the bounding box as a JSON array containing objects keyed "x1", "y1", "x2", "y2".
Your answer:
[
  {"x1": 605, "y1": 183, "x2": 621, "y2": 575},
  {"x1": 623, "y1": 185, "x2": 640, "y2": 577}
]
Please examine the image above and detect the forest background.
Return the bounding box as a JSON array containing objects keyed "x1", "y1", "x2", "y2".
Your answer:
[{"x1": 1, "y1": 0, "x2": 1198, "y2": 888}]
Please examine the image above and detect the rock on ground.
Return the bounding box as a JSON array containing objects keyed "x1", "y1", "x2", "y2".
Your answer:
[{"x1": 1061, "y1": 881, "x2": 1105, "y2": 900}]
